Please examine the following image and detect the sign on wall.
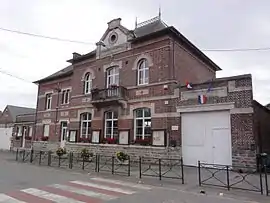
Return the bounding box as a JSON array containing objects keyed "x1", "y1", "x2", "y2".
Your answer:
[
  {"x1": 92, "y1": 130, "x2": 100, "y2": 143},
  {"x1": 152, "y1": 130, "x2": 165, "y2": 146},
  {"x1": 119, "y1": 130, "x2": 129, "y2": 145}
]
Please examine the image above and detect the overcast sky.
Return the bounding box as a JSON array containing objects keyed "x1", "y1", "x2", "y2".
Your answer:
[{"x1": 0, "y1": 0, "x2": 269, "y2": 111}]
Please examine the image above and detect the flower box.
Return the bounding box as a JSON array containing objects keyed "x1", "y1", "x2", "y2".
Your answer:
[
  {"x1": 134, "y1": 138, "x2": 152, "y2": 146},
  {"x1": 79, "y1": 137, "x2": 90, "y2": 143},
  {"x1": 102, "y1": 138, "x2": 118, "y2": 144},
  {"x1": 24, "y1": 136, "x2": 32, "y2": 140},
  {"x1": 41, "y1": 136, "x2": 48, "y2": 141}
]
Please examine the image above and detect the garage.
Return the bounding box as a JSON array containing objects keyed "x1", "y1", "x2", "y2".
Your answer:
[{"x1": 181, "y1": 110, "x2": 232, "y2": 166}]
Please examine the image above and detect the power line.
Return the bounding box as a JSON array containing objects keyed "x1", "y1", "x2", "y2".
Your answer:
[
  {"x1": 1, "y1": 26, "x2": 270, "y2": 52},
  {"x1": 202, "y1": 47, "x2": 270, "y2": 52},
  {"x1": 0, "y1": 68, "x2": 34, "y2": 84},
  {"x1": 0, "y1": 27, "x2": 93, "y2": 45}
]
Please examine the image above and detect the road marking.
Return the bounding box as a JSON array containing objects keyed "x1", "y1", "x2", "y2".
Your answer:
[
  {"x1": 50, "y1": 184, "x2": 116, "y2": 200},
  {"x1": 71, "y1": 180, "x2": 135, "y2": 194},
  {"x1": 0, "y1": 194, "x2": 27, "y2": 203},
  {"x1": 21, "y1": 188, "x2": 84, "y2": 203},
  {"x1": 91, "y1": 177, "x2": 152, "y2": 190}
]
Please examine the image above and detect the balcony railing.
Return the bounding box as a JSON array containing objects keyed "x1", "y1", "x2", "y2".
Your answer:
[{"x1": 91, "y1": 86, "x2": 128, "y2": 103}]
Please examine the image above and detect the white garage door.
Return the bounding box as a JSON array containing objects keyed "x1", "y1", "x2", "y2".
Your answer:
[
  {"x1": 182, "y1": 111, "x2": 232, "y2": 166},
  {"x1": 0, "y1": 127, "x2": 12, "y2": 150}
]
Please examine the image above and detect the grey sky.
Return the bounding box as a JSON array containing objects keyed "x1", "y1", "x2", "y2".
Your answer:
[{"x1": 0, "y1": 0, "x2": 269, "y2": 110}]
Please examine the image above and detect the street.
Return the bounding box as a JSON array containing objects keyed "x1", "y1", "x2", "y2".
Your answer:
[{"x1": 0, "y1": 151, "x2": 268, "y2": 203}]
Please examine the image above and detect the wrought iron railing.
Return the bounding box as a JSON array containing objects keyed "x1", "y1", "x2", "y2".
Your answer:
[{"x1": 91, "y1": 86, "x2": 128, "y2": 101}]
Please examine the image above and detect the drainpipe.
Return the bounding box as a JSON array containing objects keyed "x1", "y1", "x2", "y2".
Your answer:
[{"x1": 54, "y1": 83, "x2": 61, "y2": 142}]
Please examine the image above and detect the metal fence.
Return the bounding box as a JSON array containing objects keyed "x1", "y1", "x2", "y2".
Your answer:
[
  {"x1": 198, "y1": 161, "x2": 263, "y2": 194},
  {"x1": 265, "y1": 166, "x2": 270, "y2": 196},
  {"x1": 139, "y1": 157, "x2": 184, "y2": 184}
]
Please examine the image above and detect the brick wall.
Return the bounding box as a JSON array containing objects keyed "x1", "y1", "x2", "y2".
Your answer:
[{"x1": 253, "y1": 100, "x2": 270, "y2": 154}]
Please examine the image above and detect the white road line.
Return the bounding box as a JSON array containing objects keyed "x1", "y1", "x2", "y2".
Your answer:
[
  {"x1": 90, "y1": 177, "x2": 152, "y2": 190},
  {"x1": 50, "y1": 184, "x2": 116, "y2": 201},
  {"x1": 0, "y1": 194, "x2": 26, "y2": 203},
  {"x1": 21, "y1": 188, "x2": 84, "y2": 203},
  {"x1": 71, "y1": 180, "x2": 135, "y2": 194}
]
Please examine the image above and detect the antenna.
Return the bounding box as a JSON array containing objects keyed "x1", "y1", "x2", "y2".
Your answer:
[
  {"x1": 158, "y1": 5, "x2": 161, "y2": 19},
  {"x1": 135, "y1": 17, "x2": 138, "y2": 28}
]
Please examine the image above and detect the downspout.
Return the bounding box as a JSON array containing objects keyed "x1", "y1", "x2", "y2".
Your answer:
[{"x1": 32, "y1": 83, "x2": 40, "y2": 148}]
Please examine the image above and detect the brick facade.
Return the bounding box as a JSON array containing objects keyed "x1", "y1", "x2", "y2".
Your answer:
[{"x1": 32, "y1": 17, "x2": 267, "y2": 169}]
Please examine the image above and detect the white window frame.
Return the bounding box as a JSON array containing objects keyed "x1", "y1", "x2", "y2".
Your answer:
[
  {"x1": 43, "y1": 124, "x2": 50, "y2": 137},
  {"x1": 137, "y1": 59, "x2": 149, "y2": 85},
  {"x1": 106, "y1": 66, "x2": 119, "y2": 88},
  {"x1": 45, "y1": 93, "x2": 52, "y2": 110},
  {"x1": 80, "y1": 113, "x2": 91, "y2": 138},
  {"x1": 28, "y1": 126, "x2": 33, "y2": 137},
  {"x1": 17, "y1": 126, "x2": 22, "y2": 137},
  {"x1": 60, "y1": 121, "x2": 68, "y2": 141},
  {"x1": 134, "y1": 108, "x2": 151, "y2": 140},
  {"x1": 61, "y1": 89, "x2": 70, "y2": 104},
  {"x1": 84, "y1": 73, "x2": 92, "y2": 94},
  {"x1": 104, "y1": 111, "x2": 118, "y2": 139}
]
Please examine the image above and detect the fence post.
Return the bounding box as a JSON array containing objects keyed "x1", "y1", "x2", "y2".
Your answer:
[
  {"x1": 97, "y1": 155, "x2": 100, "y2": 172},
  {"x1": 139, "y1": 157, "x2": 142, "y2": 179},
  {"x1": 48, "y1": 151, "x2": 51, "y2": 166},
  {"x1": 259, "y1": 166, "x2": 263, "y2": 195},
  {"x1": 39, "y1": 151, "x2": 42, "y2": 165},
  {"x1": 226, "y1": 166, "x2": 230, "y2": 191},
  {"x1": 198, "y1": 161, "x2": 201, "y2": 186},
  {"x1": 128, "y1": 156, "x2": 131, "y2": 177},
  {"x1": 112, "y1": 156, "x2": 115, "y2": 175},
  {"x1": 82, "y1": 156, "x2": 85, "y2": 170},
  {"x1": 16, "y1": 148, "x2": 18, "y2": 161},
  {"x1": 22, "y1": 150, "x2": 25, "y2": 162},
  {"x1": 181, "y1": 157, "x2": 184, "y2": 184},
  {"x1": 159, "y1": 159, "x2": 162, "y2": 180},
  {"x1": 265, "y1": 165, "x2": 269, "y2": 196},
  {"x1": 58, "y1": 156, "x2": 61, "y2": 167},
  {"x1": 69, "y1": 152, "x2": 73, "y2": 169},
  {"x1": 30, "y1": 149, "x2": 33, "y2": 163},
  {"x1": 95, "y1": 154, "x2": 98, "y2": 172}
]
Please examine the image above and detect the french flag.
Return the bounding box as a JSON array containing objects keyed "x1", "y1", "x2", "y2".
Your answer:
[
  {"x1": 198, "y1": 95, "x2": 207, "y2": 104},
  {"x1": 186, "y1": 82, "x2": 192, "y2": 89}
]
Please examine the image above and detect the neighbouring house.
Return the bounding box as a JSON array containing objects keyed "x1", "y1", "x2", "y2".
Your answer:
[
  {"x1": 0, "y1": 105, "x2": 35, "y2": 150},
  {"x1": 12, "y1": 113, "x2": 36, "y2": 149},
  {"x1": 32, "y1": 15, "x2": 270, "y2": 168}
]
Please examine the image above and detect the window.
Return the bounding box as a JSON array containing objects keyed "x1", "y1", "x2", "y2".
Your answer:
[
  {"x1": 84, "y1": 73, "x2": 92, "y2": 94},
  {"x1": 28, "y1": 127, "x2": 33, "y2": 137},
  {"x1": 61, "y1": 89, "x2": 70, "y2": 104},
  {"x1": 106, "y1": 66, "x2": 119, "y2": 88},
  {"x1": 17, "y1": 126, "x2": 22, "y2": 137},
  {"x1": 60, "y1": 121, "x2": 68, "y2": 141},
  {"x1": 43, "y1": 124, "x2": 50, "y2": 137},
  {"x1": 80, "y1": 113, "x2": 91, "y2": 138},
  {"x1": 137, "y1": 59, "x2": 149, "y2": 85},
  {"x1": 134, "y1": 108, "x2": 151, "y2": 140},
  {"x1": 45, "y1": 93, "x2": 52, "y2": 110},
  {"x1": 104, "y1": 111, "x2": 118, "y2": 139}
]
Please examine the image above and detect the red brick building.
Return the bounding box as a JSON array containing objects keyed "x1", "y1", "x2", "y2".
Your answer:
[{"x1": 33, "y1": 16, "x2": 270, "y2": 168}]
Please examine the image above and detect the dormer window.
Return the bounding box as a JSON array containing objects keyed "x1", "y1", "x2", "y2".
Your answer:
[
  {"x1": 137, "y1": 59, "x2": 149, "y2": 85},
  {"x1": 84, "y1": 73, "x2": 92, "y2": 94}
]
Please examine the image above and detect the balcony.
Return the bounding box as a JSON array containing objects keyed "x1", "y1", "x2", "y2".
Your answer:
[{"x1": 91, "y1": 86, "x2": 128, "y2": 108}]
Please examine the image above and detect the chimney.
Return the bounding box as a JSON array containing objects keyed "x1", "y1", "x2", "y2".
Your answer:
[
  {"x1": 107, "y1": 18, "x2": 121, "y2": 29},
  {"x1": 72, "y1": 52, "x2": 81, "y2": 59}
]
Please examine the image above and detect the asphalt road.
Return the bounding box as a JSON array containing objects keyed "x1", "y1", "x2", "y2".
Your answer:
[{"x1": 0, "y1": 151, "x2": 268, "y2": 203}]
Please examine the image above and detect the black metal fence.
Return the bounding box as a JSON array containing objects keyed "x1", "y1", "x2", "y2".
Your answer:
[
  {"x1": 198, "y1": 161, "x2": 264, "y2": 194},
  {"x1": 265, "y1": 165, "x2": 270, "y2": 196},
  {"x1": 139, "y1": 157, "x2": 184, "y2": 183}
]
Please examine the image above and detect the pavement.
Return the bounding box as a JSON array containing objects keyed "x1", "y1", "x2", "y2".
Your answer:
[{"x1": 0, "y1": 151, "x2": 269, "y2": 203}]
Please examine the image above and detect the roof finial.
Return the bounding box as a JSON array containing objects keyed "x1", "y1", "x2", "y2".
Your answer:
[
  {"x1": 135, "y1": 17, "x2": 138, "y2": 28},
  {"x1": 158, "y1": 5, "x2": 161, "y2": 19}
]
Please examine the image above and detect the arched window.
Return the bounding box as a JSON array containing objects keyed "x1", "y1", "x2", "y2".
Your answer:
[
  {"x1": 80, "y1": 113, "x2": 92, "y2": 139},
  {"x1": 106, "y1": 66, "x2": 119, "y2": 88},
  {"x1": 134, "y1": 108, "x2": 151, "y2": 140},
  {"x1": 84, "y1": 73, "x2": 92, "y2": 94},
  {"x1": 137, "y1": 59, "x2": 149, "y2": 85},
  {"x1": 104, "y1": 111, "x2": 118, "y2": 139}
]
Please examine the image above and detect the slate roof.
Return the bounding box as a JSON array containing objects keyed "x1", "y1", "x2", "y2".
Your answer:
[
  {"x1": 5, "y1": 105, "x2": 36, "y2": 122},
  {"x1": 35, "y1": 17, "x2": 221, "y2": 83}
]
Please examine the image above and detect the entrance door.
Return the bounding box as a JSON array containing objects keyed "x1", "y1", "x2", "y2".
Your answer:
[
  {"x1": 60, "y1": 122, "x2": 68, "y2": 147},
  {"x1": 212, "y1": 127, "x2": 231, "y2": 165}
]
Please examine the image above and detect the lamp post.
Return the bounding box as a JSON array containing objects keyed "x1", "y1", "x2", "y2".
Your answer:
[{"x1": 54, "y1": 84, "x2": 61, "y2": 141}]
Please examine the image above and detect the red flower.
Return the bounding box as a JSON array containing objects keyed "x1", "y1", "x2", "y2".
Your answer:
[{"x1": 41, "y1": 136, "x2": 49, "y2": 141}]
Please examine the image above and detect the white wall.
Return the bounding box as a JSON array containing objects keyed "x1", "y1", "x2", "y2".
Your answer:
[{"x1": 0, "y1": 127, "x2": 12, "y2": 150}]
